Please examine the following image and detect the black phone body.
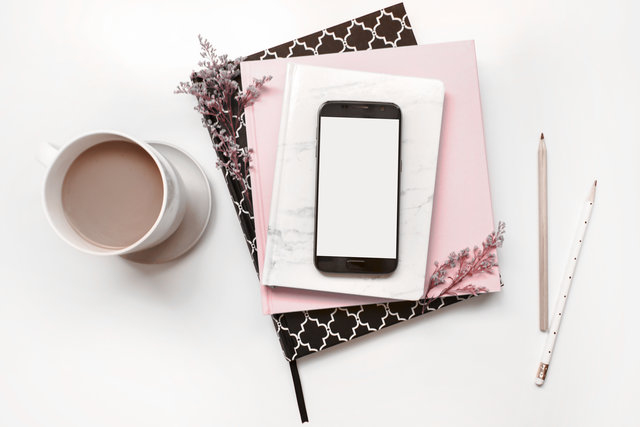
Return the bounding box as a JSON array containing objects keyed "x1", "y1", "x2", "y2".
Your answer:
[{"x1": 313, "y1": 101, "x2": 401, "y2": 275}]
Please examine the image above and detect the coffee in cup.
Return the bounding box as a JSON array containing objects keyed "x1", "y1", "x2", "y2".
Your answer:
[
  {"x1": 41, "y1": 132, "x2": 187, "y2": 257},
  {"x1": 61, "y1": 140, "x2": 165, "y2": 249}
]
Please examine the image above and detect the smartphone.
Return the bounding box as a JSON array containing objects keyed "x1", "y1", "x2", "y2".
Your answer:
[{"x1": 314, "y1": 101, "x2": 401, "y2": 275}]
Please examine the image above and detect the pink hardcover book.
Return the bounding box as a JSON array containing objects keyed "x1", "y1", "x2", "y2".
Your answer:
[{"x1": 242, "y1": 41, "x2": 498, "y2": 314}]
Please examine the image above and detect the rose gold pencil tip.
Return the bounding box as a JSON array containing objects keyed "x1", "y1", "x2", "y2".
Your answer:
[
  {"x1": 589, "y1": 180, "x2": 597, "y2": 202},
  {"x1": 540, "y1": 132, "x2": 544, "y2": 139}
]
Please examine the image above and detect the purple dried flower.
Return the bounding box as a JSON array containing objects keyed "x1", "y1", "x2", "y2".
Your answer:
[
  {"x1": 176, "y1": 35, "x2": 272, "y2": 210},
  {"x1": 422, "y1": 221, "x2": 506, "y2": 312}
]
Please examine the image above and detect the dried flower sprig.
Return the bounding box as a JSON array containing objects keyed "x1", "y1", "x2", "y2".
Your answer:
[
  {"x1": 176, "y1": 35, "x2": 271, "y2": 213},
  {"x1": 422, "y1": 221, "x2": 506, "y2": 311}
]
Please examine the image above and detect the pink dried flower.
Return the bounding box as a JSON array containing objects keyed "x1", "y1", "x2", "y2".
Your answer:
[
  {"x1": 176, "y1": 35, "x2": 272, "y2": 211},
  {"x1": 422, "y1": 221, "x2": 505, "y2": 312}
]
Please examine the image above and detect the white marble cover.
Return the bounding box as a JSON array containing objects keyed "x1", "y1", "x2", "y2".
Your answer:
[{"x1": 263, "y1": 64, "x2": 444, "y2": 300}]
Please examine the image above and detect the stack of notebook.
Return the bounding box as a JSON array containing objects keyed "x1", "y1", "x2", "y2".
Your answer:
[
  {"x1": 200, "y1": 3, "x2": 500, "y2": 421},
  {"x1": 242, "y1": 40, "x2": 501, "y2": 315}
]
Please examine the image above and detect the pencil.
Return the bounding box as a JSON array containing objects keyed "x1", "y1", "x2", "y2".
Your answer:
[
  {"x1": 535, "y1": 180, "x2": 597, "y2": 386},
  {"x1": 538, "y1": 133, "x2": 548, "y2": 331}
]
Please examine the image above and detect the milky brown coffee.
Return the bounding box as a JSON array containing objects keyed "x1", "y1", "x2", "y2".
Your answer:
[{"x1": 61, "y1": 140, "x2": 164, "y2": 249}]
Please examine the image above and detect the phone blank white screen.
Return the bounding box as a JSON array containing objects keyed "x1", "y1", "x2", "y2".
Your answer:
[{"x1": 316, "y1": 116, "x2": 399, "y2": 259}]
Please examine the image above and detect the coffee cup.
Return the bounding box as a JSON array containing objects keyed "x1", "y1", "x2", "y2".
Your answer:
[{"x1": 39, "y1": 131, "x2": 187, "y2": 256}]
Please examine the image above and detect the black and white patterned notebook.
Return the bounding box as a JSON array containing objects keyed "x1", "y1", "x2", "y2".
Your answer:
[{"x1": 198, "y1": 4, "x2": 479, "y2": 420}]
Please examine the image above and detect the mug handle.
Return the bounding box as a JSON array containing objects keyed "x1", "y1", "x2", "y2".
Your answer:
[{"x1": 37, "y1": 142, "x2": 61, "y2": 168}]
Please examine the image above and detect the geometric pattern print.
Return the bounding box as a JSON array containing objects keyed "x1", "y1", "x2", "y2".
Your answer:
[
  {"x1": 246, "y1": 3, "x2": 417, "y2": 61},
  {"x1": 273, "y1": 295, "x2": 473, "y2": 361}
]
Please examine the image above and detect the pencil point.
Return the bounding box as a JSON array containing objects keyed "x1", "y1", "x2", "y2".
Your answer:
[
  {"x1": 540, "y1": 132, "x2": 544, "y2": 140},
  {"x1": 589, "y1": 180, "x2": 597, "y2": 202}
]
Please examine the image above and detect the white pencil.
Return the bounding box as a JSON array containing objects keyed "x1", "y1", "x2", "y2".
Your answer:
[
  {"x1": 535, "y1": 180, "x2": 597, "y2": 386},
  {"x1": 538, "y1": 133, "x2": 548, "y2": 331}
]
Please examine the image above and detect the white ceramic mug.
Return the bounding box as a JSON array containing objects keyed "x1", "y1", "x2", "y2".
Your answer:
[{"x1": 39, "y1": 131, "x2": 187, "y2": 256}]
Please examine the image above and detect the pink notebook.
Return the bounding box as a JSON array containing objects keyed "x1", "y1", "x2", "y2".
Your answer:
[{"x1": 241, "y1": 41, "x2": 498, "y2": 314}]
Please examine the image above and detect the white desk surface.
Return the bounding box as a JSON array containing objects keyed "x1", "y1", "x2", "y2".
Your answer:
[{"x1": 1, "y1": 1, "x2": 638, "y2": 425}]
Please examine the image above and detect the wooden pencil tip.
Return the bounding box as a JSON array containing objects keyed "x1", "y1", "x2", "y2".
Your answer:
[
  {"x1": 540, "y1": 132, "x2": 544, "y2": 140},
  {"x1": 594, "y1": 180, "x2": 597, "y2": 187}
]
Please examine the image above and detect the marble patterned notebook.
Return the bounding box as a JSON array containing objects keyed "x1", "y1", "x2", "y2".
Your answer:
[{"x1": 262, "y1": 64, "x2": 445, "y2": 300}]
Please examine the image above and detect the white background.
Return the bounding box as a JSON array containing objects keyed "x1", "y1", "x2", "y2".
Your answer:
[{"x1": 1, "y1": 0, "x2": 638, "y2": 426}]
